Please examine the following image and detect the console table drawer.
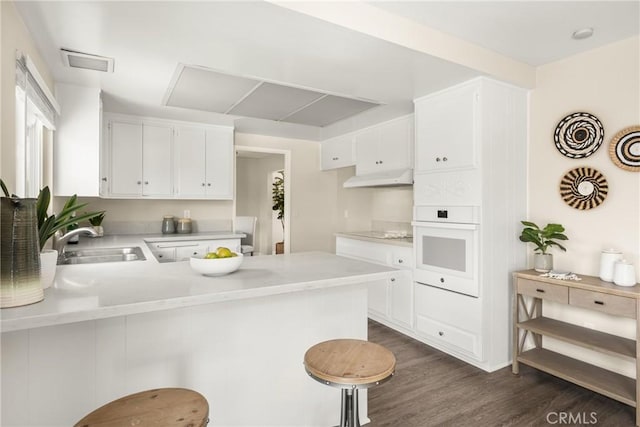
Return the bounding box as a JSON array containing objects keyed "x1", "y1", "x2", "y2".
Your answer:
[
  {"x1": 570, "y1": 288, "x2": 637, "y2": 319},
  {"x1": 518, "y1": 279, "x2": 568, "y2": 303}
]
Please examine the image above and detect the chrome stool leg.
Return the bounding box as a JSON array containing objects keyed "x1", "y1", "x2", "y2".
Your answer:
[{"x1": 340, "y1": 389, "x2": 348, "y2": 427}]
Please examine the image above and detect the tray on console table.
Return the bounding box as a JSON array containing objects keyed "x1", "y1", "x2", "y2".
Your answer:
[{"x1": 512, "y1": 270, "x2": 640, "y2": 425}]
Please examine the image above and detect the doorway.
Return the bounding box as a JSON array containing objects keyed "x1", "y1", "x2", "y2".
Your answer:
[{"x1": 234, "y1": 147, "x2": 291, "y2": 255}]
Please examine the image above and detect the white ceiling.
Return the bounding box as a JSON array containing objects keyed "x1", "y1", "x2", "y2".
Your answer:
[{"x1": 14, "y1": 1, "x2": 639, "y2": 141}]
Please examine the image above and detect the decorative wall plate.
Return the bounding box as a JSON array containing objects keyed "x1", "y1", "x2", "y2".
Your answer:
[
  {"x1": 554, "y1": 112, "x2": 604, "y2": 158},
  {"x1": 559, "y1": 167, "x2": 608, "y2": 210},
  {"x1": 609, "y1": 125, "x2": 640, "y2": 172}
]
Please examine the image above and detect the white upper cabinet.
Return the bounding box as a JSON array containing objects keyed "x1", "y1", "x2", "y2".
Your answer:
[
  {"x1": 108, "y1": 120, "x2": 143, "y2": 196},
  {"x1": 174, "y1": 125, "x2": 233, "y2": 199},
  {"x1": 54, "y1": 84, "x2": 102, "y2": 197},
  {"x1": 142, "y1": 124, "x2": 173, "y2": 197},
  {"x1": 205, "y1": 127, "x2": 233, "y2": 199},
  {"x1": 354, "y1": 115, "x2": 413, "y2": 175},
  {"x1": 103, "y1": 114, "x2": 233, "y2": 200},
  {"x1": 320, "y1": 134, "x2": 355, "y2": 170},
  {"x1": 414, "y1": 81, "x2": 479, "y2": 173},
  {"x1": 106, "y1": 118, "x2": 173, "y2": 197}
]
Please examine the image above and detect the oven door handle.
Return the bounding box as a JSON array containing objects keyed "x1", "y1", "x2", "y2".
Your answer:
[{"x1": 411, "y1": 221, "x2": 479, "y2": 230}]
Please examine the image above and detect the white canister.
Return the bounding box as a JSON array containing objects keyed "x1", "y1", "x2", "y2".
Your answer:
[
  {"x1": 599, "y1": 249, "x2": 623, "y2": 282},
  {"x1": 613, "y1": 260, "x2": 637, "y2": 287}
]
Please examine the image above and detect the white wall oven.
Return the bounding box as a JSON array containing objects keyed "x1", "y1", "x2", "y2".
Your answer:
[{"x1": 413, "y1": 206, "x2": 480, "y2": 297}]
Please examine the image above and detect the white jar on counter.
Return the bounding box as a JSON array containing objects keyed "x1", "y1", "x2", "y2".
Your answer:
[{"x1": 599, "y1": 249, "x2": 623, "y2": 282}]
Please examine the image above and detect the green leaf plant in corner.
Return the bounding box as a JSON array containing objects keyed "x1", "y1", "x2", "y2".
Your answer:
[{"x1": 519, "y1": 221, "x2": 568, "y2": 254}]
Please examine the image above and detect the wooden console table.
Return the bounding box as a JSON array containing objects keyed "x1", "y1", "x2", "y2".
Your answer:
[{"x1": 512, "y1": 270, "x2": 640, "y2": 426}]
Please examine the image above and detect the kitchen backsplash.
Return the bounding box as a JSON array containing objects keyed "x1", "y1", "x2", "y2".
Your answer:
[{"x1": 102, "y1": 219, "x2": 232, "y2": 235}]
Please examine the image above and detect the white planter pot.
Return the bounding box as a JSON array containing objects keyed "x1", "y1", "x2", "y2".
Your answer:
[
  {"x1": 534, "y1": 253, "x2": 553, "y2": 273},
  {"x1": 40, "y1": 249, "x2": 58, "y2": 289}
]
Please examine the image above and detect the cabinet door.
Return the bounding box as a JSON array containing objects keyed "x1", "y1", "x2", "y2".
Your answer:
[
  {"x1": 377, "y1": 116, "x2": 413, "y2": 171},
  {"x1": 415, "y1": 82, "x2": 478, "y2": 172},
  {"x1": 354, "y1": 127, "x2": 381, "y2": 175},
  {"x1": 109, "y1": 121, "x2": 143, "y2": 196},
  {"x1": 321, "y1": 135, "x2": 355, "y2": 170},
  {"x1": 368, "y1": 278, "x2": 388, "y2": 317},
  {"x1": 174, "y1": 126, "x2": 207, "y2": 197},
  {"x1": 54, "y1": 84, "x2": 101, "y2": 197},
  {"x1": 142, "y1": 124, "x2": 173, "y2": 197},
  {"x1": 175, "y1": 243, "x2": 208, "y2": 261},
  {"x1": 204, "y1": 127, "x2": 233, "y2": 199},
  {"x1": 389, "y1": 270, "x2": 413, "y2": 328}
]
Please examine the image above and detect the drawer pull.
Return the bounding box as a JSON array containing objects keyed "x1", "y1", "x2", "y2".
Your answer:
[
  {"x1": 398, "y1": 259, "x2": 403, "y2": 264},
  {"x1": 594, "y1": 301, "x2": 605, "y2": 305},
  {"x1": 536, "y1": 289, "x2": 546, "y2": 293},
  {"x1": 440, "y1": 277, "x2": 445, "y2": 283},
  {"x1": 438, "y1": 331, "x2": 444, "y2": 336},
  {"x1": 390, "y1": 278, "x2": 396, "y2": 282}
]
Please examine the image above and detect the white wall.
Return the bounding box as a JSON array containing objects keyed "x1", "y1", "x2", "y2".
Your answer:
[
  {"x1": 529, "y1": 36, "x2": 640, "y2": 281},
  {"x1": 529, "y1": 36, "x2": 640, "y2": 378},
  {"x1": 1, "y1": 0, "x2": 54, "y2": 190},
  {"x1": 235, "y1": 133, "x2": 337, "y2": 253}
]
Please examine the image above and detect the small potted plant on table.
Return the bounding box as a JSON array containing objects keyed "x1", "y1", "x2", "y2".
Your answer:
[{"x1": 519, "y1": 221, "x2": 569, "y2": 272}]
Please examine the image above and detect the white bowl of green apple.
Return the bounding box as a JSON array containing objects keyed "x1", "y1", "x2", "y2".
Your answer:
[{"x1": 190, "y1": 247, "x2": 243, "y2": 276}]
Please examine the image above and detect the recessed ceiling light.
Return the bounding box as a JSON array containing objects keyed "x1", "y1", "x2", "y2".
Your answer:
[{"x1": 572, "y1": 28, "x2": 594, "y2": 40}]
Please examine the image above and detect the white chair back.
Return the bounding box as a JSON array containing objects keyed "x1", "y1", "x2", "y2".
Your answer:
[{"x1": 234, "y1": 216, "x2": 257, "y2": 254}]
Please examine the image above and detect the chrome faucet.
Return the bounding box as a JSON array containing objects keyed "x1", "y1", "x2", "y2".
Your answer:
[{"x1": 52, "y1": 227, "x2": 99, "y2": 262}]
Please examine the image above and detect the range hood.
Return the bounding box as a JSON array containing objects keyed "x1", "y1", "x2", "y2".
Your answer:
[{"x1": 343, "y1": 169, "x2": 413, "y2": 188}]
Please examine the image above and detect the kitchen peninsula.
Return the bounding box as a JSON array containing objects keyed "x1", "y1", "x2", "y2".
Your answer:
[{"x1": 1, "y1": 238, "x2": 395, "y2": 426}]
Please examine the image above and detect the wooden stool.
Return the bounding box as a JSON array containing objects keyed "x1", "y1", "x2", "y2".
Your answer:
[
  {"x1": 304, "y1": 339, "x2": 396, "y2": 427},
  {"x1": 74, "y1": 388, "x2": 209, "y2": 427}
]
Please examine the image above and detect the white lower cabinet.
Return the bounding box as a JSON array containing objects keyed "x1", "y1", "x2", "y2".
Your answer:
[
  {"x1": 147, "y1": 239, "x2": 241, "y2": 263},
  {"x1": 336, "y1": 237, "x2": 413, "y2": 332},
  {"x1": 414, "y1": 283, "x2": 483, "y2": 361}
]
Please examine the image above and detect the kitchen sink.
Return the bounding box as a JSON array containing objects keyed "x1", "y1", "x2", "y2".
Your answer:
[{"x1": 59, "y1": 246, "x2": 147, "y2": 265}]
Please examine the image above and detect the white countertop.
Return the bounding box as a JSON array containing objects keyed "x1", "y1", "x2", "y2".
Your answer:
[
  {"x1": 1, "y1": 234, "x2": 394, "y2": 332},
  {"x1": 335, "y1": 232, "x2": 413, "y2": 248}
]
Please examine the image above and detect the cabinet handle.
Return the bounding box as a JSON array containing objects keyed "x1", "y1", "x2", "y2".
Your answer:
[
  {"x1": 438, "y1": 331, "x2": 444, "y2": 336},
  {"x1": 390, "y1": 278, "x2": 396, "y2": 282},
  {"x1": 375, "y1": 161, "x2": 379, "y2": 164},
  {"x1": 202, "y1": 183, "x2": 206, "y2": 187},
  {"x1": 137, "y1": 181, "x2": 142, "y2": 185},
  {"x1": 398, "y1": 259, "x2": 403, "y2": 264},
  {"x1": 101, "y1": 177, "x2": 107, "y2": 182},
  {"x1": 440, "y1": 277, "x2": 445, "y2": 283},
  {"x1": 436, "y1": 157, "x2": 441, "y2": 162},
  {"x1": 443, "y1": 157, "x2": 448, "y2": 162},
  {"x1": 536, "y1": 289, "x2": 546, "y2": 293},
  {"x1": 332, "y1": 157, "x2": 339, "y2": 161},
  {"x1": 207, "y1": 183, "x2": 211, "y2": 187},
  {"x1": 379, "y1": 160, "x2": 383, "y2": 164},
  {"x1": 144, "y1": 181, "x2": 149, "y2": 185},
  {"x1": 594, "y1": 301, "x2": 605, "y2": 305}
]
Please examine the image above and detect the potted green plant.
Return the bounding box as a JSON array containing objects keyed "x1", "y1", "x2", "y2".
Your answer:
[
  {"x1": 519, "y1": 221, "x2": 568, "y2": 272},
  {"x1": 271, "y1": 170, "x2": 285, "y2": 254}
]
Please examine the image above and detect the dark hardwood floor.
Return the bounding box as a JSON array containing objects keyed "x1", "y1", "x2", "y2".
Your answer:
[{"x1": 367, "y1": 320, "x2": 635, "y2": 427}]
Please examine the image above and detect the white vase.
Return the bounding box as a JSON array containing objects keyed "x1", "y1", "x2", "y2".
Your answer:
[
  {"x1": 534, "y1": 253, "x2": 553, "y2": 273},
  {"x1": 40, "y1": 249, "x2": 58, "y2": 289}
]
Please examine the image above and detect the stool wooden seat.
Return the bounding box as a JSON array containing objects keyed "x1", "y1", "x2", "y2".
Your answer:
[
  {"x1": 304, "y1": 339, "x2": 395, "y2": 427},
  {"x1": 74, "y1": 388, "x2": 209, "y2": 427}
]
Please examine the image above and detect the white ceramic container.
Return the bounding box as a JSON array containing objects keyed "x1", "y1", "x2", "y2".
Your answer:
[{"x1": 599, "y1": 249, "x2": 623, "y2": 282}]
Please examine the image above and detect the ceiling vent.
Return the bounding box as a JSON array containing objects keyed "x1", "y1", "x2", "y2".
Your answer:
[
  {"x1": 60, "y1": 49, "x2": 114, "y2": 72},
  {"x1": 164, "y1": 64, "x2": 380, "y2": 127}
]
